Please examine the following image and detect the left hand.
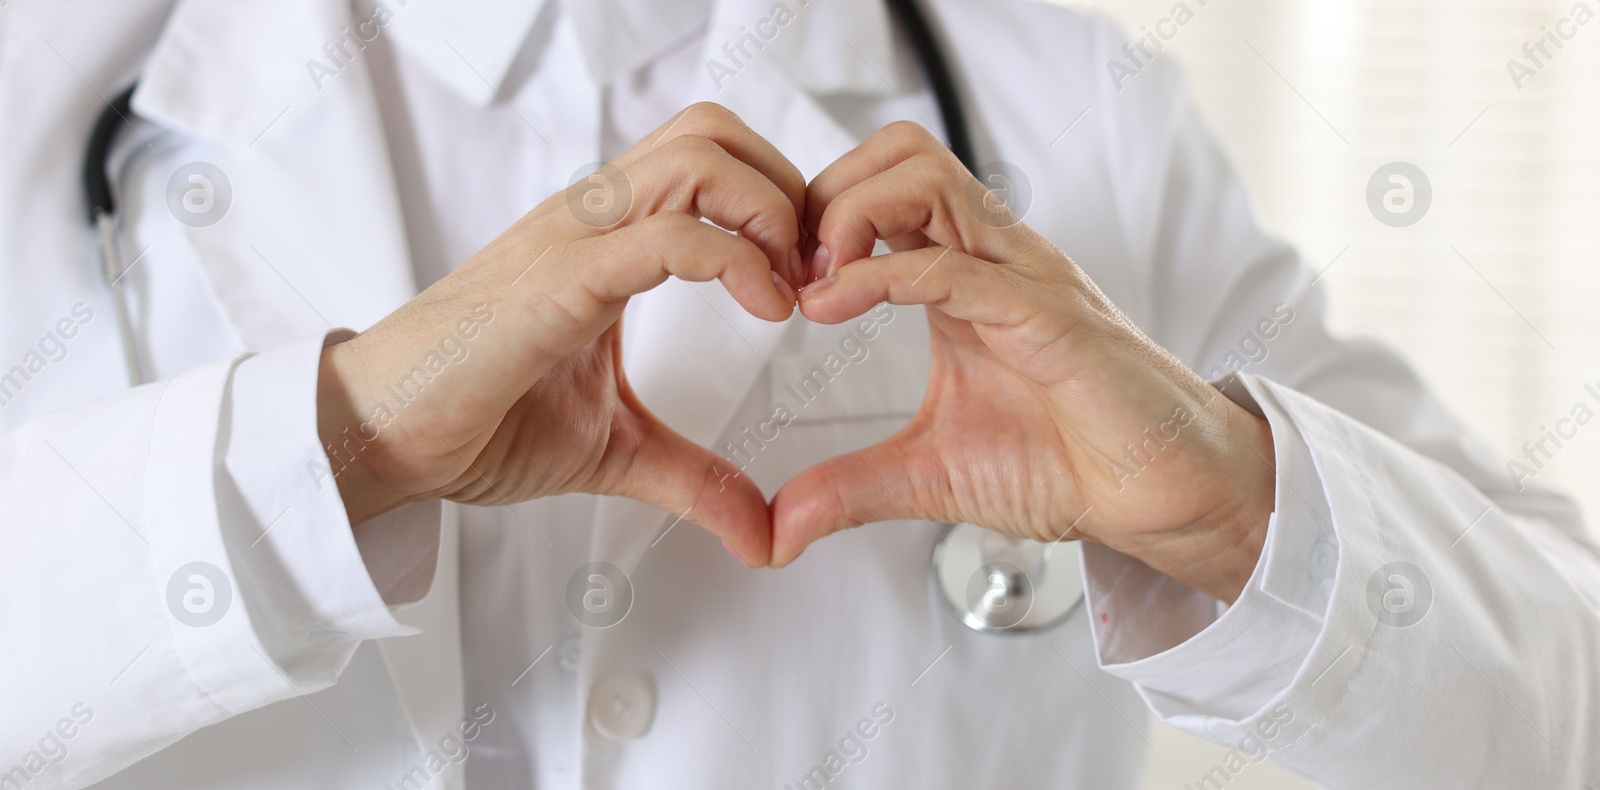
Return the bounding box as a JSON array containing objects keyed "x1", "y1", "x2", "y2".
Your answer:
[{"x1": 770, "y1": 122, "x2": 1277, "y2": 603}]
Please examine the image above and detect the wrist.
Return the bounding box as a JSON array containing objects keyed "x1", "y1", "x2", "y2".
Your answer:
[
  {"x1": 1139, "y1": 403, "x2": 1276, "y2": 604},
  {"x1": 317, "y1": 337, "x2": 412, "y2": 526}
]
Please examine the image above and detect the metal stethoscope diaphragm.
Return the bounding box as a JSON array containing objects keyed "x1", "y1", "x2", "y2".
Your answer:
[{"x1": 932, "y1": 523, "x2": 1085, "y2": 634}]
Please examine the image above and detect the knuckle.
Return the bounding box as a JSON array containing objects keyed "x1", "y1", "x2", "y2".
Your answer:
[
  {"x1": 911, "y1": 150, "x2": 965, "y2": 183},
  {"x1": 815, "y1": 193, "x2": 857, "y2": 238},
  {"x1": 905, "y1": 150, "x2": 945, "y2": 177},
  {"x1": 880, "y1": 119, "x2": 936, "y2": 149},
  {"x1": 663, "y1": 132, "x2": 721, "y2": 157},
  {"x1": 683, "y1": 101, "x2": 742, "y2": 129},
  {"x1": 640, "y1": 210, "x2": 700, "y2": 237}
]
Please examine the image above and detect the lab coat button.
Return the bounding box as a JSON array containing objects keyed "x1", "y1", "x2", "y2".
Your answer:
[
  {"x1": 558, "y1": 633, "x2": 581, "y2": 673},
  {"x1": 588, "y1": 671, "x2": 654, "y2": 740}
]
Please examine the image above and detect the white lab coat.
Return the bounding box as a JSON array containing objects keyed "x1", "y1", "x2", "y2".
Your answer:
[{"x1": 2, "y1": 0, "x2": 1597, "y2": 788}]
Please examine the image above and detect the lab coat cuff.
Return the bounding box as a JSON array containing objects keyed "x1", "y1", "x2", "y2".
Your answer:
[
  {"x1": 1082, "y1": 372, "x2": 1333, "y2": 721},
  {"x1": 214, "y1": 333, "x2": 425, "y2": 681},
  {"x1": 142, "y1": 353, "x2": 346, "y2": 717}
]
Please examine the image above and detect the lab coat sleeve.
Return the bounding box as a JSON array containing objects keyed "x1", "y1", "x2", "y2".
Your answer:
[
  {"x1": 0, "y1": 332, "x2": 429, "y2": 789},
  {"x1": 1075, "y1": 17, "x2": 1600, "y2": 788}
]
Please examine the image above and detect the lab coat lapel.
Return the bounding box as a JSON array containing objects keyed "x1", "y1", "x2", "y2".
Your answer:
[
  {"x1": 587, "y1": 6, "x2": 869, "y2": 577},
  {"x1": 132, "y1": 0, "x2": 419, "y2": 348},
  {"x1": 134, "y1": 0, "x2": 464, "y2": 774}
]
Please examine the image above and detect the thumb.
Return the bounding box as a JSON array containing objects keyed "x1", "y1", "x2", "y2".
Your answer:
[
  {"x1": 769, "y1": 430, "x2": 943, "y2": 567},
  {"x1": 608, "y1": 414, "x2": 773, "y2": 568}
]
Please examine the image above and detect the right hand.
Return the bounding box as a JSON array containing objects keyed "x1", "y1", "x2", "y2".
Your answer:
[{"x1": 316, "y1": 103, "x2": 805, "y2": 567}]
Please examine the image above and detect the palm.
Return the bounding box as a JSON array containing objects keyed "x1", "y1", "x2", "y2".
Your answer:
[
  {"x1": 888, "y1": 311, "x2": 1085, "y2": 541},
  {"x1": 371, "y1": 311, "x2": 767, "y2": 556},
  {"x1": 447, "y1": 324, "x2": 641, "y2": 506},
  {"x1": 774, "y1": 240, "x2": 1245, "y2": 564}
]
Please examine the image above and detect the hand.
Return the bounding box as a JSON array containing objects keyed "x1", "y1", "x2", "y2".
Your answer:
[
  {"x1": 316, "y1": 103, "x2": 806, "y2": 568},
  {"x1": 771, "y1": 122, "x2": 1276, "y2": 602}
]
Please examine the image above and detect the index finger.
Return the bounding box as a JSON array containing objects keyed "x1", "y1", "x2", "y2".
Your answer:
[{"x1": 617, "y1": 102, "x2": 807, "y2": 233}]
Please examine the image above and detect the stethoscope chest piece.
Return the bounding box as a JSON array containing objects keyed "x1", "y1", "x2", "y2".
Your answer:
[{"x1": 932, "y1": 523, "x2": 1084, "y2": 634}]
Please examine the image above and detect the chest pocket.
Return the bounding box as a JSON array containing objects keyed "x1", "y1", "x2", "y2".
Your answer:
[{"x1": 766, "y1": 302, "x2": 928, "y2": 424}]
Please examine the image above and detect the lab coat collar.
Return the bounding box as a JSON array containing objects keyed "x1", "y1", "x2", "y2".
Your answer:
[
  {"x1": 383, "y1": 0, "x2": 905, "y2": 106},
  {"x1": 134, "y1": 0, "x2": 341, "y2": 147},
  {"x1": 721, "y1": 0, "x2": 903, "y2": 96},
  {"x1": 134, "y1": 0, "x2": 903, "y2": 146}
]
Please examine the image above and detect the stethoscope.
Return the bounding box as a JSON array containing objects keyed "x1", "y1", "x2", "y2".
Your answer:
[
  {"x1": 83, "y1": 83, "x2": 147, "y2": 388},
  {"x1": 79, "y1": 0, "x2": 1083, "y2": 633}
]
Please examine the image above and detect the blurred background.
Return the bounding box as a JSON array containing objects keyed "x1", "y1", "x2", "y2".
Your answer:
[{"x1": 1040, "y1": 0, "x2": 1600, "y2": 786}]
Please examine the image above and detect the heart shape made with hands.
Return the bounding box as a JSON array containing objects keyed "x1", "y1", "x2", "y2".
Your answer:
[
  {"x1": 363, "y1": 104, "x2": 1273, "y2": 601},
  {"x1": 550, "y1": 119, "x2": 1275, "y2": 601}
]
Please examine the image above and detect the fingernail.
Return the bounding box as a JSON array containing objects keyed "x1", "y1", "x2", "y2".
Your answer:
[
  {"x1": 723, "y1": 539, "x2": 755, "y2": 569},
  {"x1": 787, "y1": 247, "x2": 803, "y2": 285},
  {"x1": 798, "y1": 275, "x2": 836, "y2": 300},
  {"x1": 811, "y1": 244, "x2": 832, "y2": 281},
  {"x1": 772, "y1": 270, "x2": 796, "y2": 304}
]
